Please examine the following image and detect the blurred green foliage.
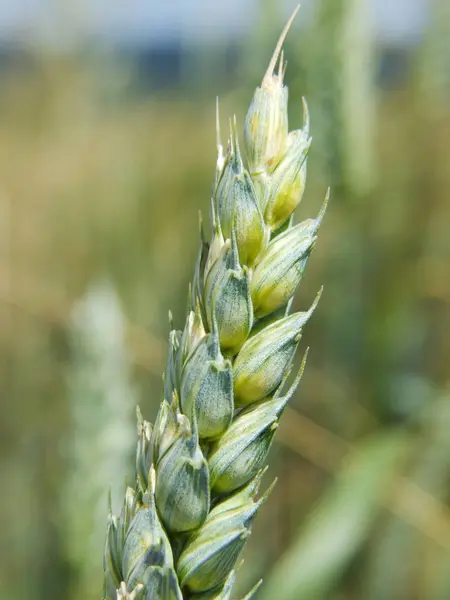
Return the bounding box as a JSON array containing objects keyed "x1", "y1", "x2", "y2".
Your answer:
[{"x1": 1, "y1": 1, "x2": 449, "y2": 599}]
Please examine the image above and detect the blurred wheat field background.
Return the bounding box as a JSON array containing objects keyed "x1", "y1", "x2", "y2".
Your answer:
[{"x1": 1, "y1": 1, "x2": 450, "y2": 599}]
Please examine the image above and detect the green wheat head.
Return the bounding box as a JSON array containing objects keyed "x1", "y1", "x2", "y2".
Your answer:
[{"x1": 103, "y1": 7, "x2": 329, "y2": 599}]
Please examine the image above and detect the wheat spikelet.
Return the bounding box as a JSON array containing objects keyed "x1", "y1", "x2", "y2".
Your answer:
[{"x1": 103, "y1": 8, "x2": 328, "y2": 599}]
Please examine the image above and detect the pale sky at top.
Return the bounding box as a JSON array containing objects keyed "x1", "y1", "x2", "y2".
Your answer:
[{"x1": 0, "y1": 0, "x2": 428, "y2": 48}]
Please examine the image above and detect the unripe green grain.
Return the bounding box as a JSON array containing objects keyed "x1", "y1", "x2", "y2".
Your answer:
[{"x1": 103, "y1": 8, "x2": 328, "y2": 599}]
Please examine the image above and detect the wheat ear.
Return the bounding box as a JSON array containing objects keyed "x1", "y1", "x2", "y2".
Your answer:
[{"x1": 103, "y1": 8, "x2": 328, "y2": 599}]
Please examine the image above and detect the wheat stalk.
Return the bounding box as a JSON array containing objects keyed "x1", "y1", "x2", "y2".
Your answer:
[{"x1": 103, "y1": 8, "x2": 328, "y2": 599}]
